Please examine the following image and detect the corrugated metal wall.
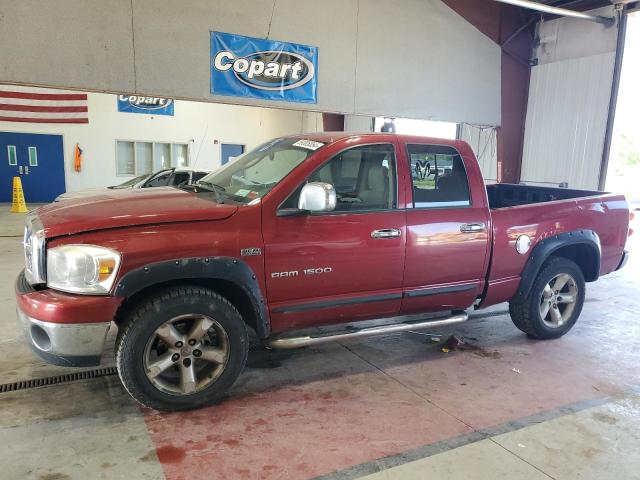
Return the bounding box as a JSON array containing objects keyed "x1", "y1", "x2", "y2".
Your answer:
[
  {"x1": 521, "y1": 53, "x2": 615, "y2": 189},
  {"x1": 520, "y1": 7, "x2": 619, "y2": 190}
]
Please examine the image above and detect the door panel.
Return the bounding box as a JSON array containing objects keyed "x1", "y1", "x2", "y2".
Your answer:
[
  {"x1": 0, "y1": 137, "x2": 19, "y2": 203},
  {"x1": 264, "y1": 211, "x2": 406, "y2": 332},
  {"x1": 263, "y1": 142, "x2": 405, "y2": 333},
  {"x1": 401, "y1": 142, "x2": 490, "y2": 313},
  {"x1": 0, "y1": 132, "x2": 65, "y2": 203},
  {"x1": 403, "y1": 209, "x2": 489, "y2": 312}
]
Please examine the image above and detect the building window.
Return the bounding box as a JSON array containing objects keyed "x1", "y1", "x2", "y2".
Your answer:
[
  {"x1": 7, "y1": 145, "x2": 17, "y2": 166},
  {"x1": 171, "y1": 144, "x2": 188, "y2": 168},
  {"x1": 116, "y1": 140, "x2": 189, "y2": 176},
  {"x1": 154, "y1": 143, "x2": 170, "y2": 170},
  {"x1": 28, "y1": 146, "x2": 38, "y2": 166},
  {"x1": 116, "y1": 141, "x2": 135, "y2": 175},
  {"x1": 136, "y1": 142, "x2": 152, "y2": 175}
]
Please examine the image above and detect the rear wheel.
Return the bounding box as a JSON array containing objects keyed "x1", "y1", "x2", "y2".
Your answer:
[
  {"x1": 509, "y1": 257, "x2": 585, "y2": 339},
  {"x1": 116, "y1": 286, "x2": 248, "y2": 411}
]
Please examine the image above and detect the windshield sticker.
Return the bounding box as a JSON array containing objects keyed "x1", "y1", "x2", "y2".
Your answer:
[
  {"x1": 235, "y1": 189, "x2": 251, "y2": 197},
  {"x1": 292, "y1": 139, "x2": 325, "y2": 151}
]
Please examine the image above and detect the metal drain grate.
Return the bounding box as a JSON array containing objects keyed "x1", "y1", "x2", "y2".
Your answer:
[{"x1": 0, "y1": 366, "x2": 117, "y2": 393}]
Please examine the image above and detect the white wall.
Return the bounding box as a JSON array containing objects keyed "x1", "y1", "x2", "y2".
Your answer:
[
  {"x1": 344, "y1": 115, "x2": 374, "y2": 132},
  {"x1": 520, "y1": 7, "x2": 619, "y2": 189},
  {"x1": 459, "y1": 123, "x2": 497, "y2": 182},
  {"x1": 0, "y1": 87, "x2": 306, "y2": 192},
  {"x1": 301, "y1": 112, "x2": 324, "y2": 133},
  {"x1": 0, "y1": 0, "x2": 502, "y2": 126}
]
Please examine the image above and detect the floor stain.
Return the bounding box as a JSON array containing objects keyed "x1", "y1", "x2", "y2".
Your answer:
[
  {"x1": 459, "y1": 342, "x2": 502, "y2": 359},
  {"x1": 582, "y1": 446, "x2": 602, "y2": 459},
  {"x1": 39, "y1": 474, "x2": 71, "y2": 480},
  {"x1": 245, "y1": 347, "x2": 296, "y2": 369},
  {"x1": 155, "y1": 445, "x2": 186, "y2": 464},
  {"x1": 139, "y1": 450, "x2": 157, "y2": 463},
  {"x1": 471, "y1": 349, "x2": 502, "y2": 359},
  {"x1": 592, "y1": 412, "x2": 618, "y2": 425}
]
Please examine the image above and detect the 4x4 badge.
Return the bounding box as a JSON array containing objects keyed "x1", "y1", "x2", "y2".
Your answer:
[{"x1": 241, "y1": 248, "x2": 262, "y2": 256}]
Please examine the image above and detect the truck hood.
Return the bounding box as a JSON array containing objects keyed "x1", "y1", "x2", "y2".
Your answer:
[
  {"x1": 55, "y1": 187, "x2": 131, "y2": 202},
  {"x1": 37, "y1": 187, "x2": 238, "y2": 238}
]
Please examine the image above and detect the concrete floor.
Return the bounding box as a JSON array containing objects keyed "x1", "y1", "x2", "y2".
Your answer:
[{"x1": 0, "y1": 204, "x2": 639, "y2": 480}]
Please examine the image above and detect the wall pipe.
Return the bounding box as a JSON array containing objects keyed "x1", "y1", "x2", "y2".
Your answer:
[
  {"x1": 493, "y1": 0, "x2": 615, "y2": 25},
  {"x1": 598, "y1": 4, "x2": 627, "y2": 190}
]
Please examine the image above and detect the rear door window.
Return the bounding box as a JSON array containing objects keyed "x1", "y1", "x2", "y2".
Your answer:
[{"x1": 407, "y1": 144, "x2": 470, "y2": 208}]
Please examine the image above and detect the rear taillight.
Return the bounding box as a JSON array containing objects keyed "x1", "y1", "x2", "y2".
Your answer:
[{"x1": 630, "y1": 211, "x2": 635, "y2": 237}]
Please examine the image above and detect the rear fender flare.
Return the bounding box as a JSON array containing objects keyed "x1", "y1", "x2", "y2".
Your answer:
[
  {"x1": 515, "y1": 230, "x2": 601, "y2": 300},
  {"x1": 114, "y1": 257, "x2": 270, "y2": 338}
]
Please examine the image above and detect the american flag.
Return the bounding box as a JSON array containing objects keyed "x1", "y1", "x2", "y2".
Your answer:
[{"x1": 0, "y1": 86, "x2": 89, "y2": 124}]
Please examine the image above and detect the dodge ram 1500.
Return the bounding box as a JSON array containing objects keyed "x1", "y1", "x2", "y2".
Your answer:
[{"x1": 16, "y1": 133, "x2": 631, "y2": 410}]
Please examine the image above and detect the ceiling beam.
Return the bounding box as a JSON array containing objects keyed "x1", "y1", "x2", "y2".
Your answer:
[{"x1": 493, "y1": 0, "x2": 615, "y2": 24}]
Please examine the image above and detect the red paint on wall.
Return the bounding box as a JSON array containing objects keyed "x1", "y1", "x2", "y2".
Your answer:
[
  {"x1": 441, "y1": 0, "x2": 502, "y2": 42},
  {"x1": 322, "y1": 113, "x2": 345, "y2": 131}
]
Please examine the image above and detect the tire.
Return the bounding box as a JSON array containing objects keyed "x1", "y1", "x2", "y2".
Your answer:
[
  {"x1": 116, "y1": 285, "x2": 248, "y2": 411},
  {"x1": 509, "y1": 257, "x2": 585, "y2": 340}
]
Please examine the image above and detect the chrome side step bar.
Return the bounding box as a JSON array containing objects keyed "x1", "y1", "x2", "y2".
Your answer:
[{"x1": 266, "y1": 311, "x2": 468, "y2": 349}]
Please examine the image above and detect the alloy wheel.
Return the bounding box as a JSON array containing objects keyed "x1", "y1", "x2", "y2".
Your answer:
[
  {"x1": 143, "y1": 314, "x2": 230, "y2": 395},
  {"x1": 539, "y1": 273, "x2": 578, "y2": 328}
]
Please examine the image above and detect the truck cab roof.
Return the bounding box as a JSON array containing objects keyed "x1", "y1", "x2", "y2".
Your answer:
[{"x1": 288, "y1": 131, "x2": 463, "y2": 148}]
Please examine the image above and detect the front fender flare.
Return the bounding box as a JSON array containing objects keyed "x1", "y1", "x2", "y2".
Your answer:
[
  {"x1": 114, "y1": 257, "x2": 270, "y2": 338},
  {"x1": 515, "y1": 230, "x2": 601, "y2": 300}
]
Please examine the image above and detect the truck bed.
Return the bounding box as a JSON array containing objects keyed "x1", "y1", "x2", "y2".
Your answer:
[
  {"x1": 486, "y1": 184, "x2": 601, "y2": 209},
  {"x1": 482, "y1": 185, "x2": 629, "y2": 308}
]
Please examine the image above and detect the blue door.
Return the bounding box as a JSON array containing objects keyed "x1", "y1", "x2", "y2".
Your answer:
[
  {"x1": 0, "y1": 132, "x2": 65, "y2": 203},
  {"x1": 220, "y1": 143, "x2": 244, "y2": 165}
]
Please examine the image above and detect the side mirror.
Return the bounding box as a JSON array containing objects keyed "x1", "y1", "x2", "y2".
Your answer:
[{"x1": 298, "y1": 182, "x2": 337, "y2": 212}]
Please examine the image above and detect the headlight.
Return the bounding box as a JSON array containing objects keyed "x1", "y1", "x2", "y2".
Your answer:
[
  {"x1": 24, "y1": 214, "x2": 46, "y2": 285},
  {"x1": 46, "y1": 245, "x2": 121, "y2": 295}
]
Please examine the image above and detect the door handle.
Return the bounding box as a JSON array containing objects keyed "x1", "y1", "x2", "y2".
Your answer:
[
  {"x1": 460, "y1": 223, "x2": 485, "y2": 233},
  {"x1": 18, "y1": 166, "x2": 23, "y2": 174},
  {"x1": 25, "y1": 166, "x2": 29, "y2": 175},
  {"x1": 371, "y1": 228, "x2": 401, "y2": 239}
]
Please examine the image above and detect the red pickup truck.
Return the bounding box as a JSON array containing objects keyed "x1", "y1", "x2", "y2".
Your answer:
[{"x1": 16, "y1": 133, "x2": 631, "y2": 411}]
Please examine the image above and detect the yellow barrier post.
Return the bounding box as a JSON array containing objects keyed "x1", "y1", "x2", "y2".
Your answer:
[{"x1": 10, "y1": 176, "x2": 28, "y2": 213}]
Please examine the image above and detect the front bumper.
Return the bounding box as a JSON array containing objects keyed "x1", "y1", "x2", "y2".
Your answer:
[
  {"x1": 15, "y1": 270, "x2": 119, "y2": 367},
  {"x1": 18, "y1": 308, "x2": 110, "y2": 367},
  {"x1": 616, "y1": 250, "x2": 630, "y2": 271}
]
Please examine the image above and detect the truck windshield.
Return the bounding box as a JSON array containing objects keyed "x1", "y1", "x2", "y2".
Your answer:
[{"x1": 196, "y1": 138, "x2": 323, "y2": 203}]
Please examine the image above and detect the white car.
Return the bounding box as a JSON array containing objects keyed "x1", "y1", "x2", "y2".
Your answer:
[{"x1": 55, "y1": 167, "x2": 211, "y2": 202}]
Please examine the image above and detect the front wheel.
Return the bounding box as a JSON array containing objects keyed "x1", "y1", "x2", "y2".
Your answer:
[
  {"x1": 116, "y1": 286, "x2": 248, "y2": 411},
  {"x1": 509, "y1": 257, "x2": 585, "y2": 339}
]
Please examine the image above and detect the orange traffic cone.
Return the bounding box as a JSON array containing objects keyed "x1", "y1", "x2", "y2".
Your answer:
[{"x1": 10, "y1": 176, "x2": 28, "y2": 213}]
